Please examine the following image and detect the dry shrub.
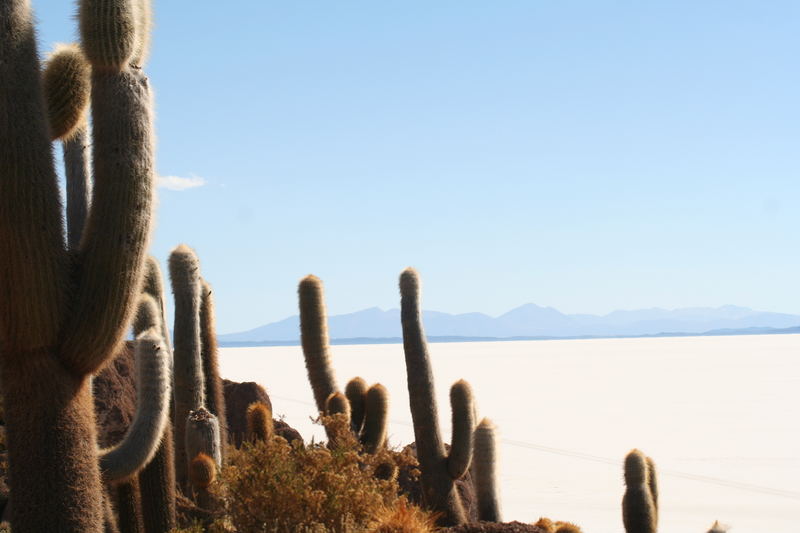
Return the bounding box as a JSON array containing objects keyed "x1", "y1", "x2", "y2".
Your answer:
[
  {"x1": 368, "y1": 500, "x2": 437, "y2": 533},
  {"x1": 216, "y1": 414, "x2": 430, "y2": 533}
]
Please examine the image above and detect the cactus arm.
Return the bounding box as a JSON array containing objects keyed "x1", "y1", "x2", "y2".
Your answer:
[
  {"x1": 43, "y1": 43, "x2": 91, "y2": 142},
  {"x1": 447, "y1": 379, "x2": 475, "y2": 480},
  {"x1": 0, "y1": 0, "x2": 69, "y2": 352},
  {"x1": 63, "y1": 126, "x2": 93, "y2": 250},
  {"x1": 473, "y1": 418, "x2": 501, "y2": 522},
  {"x1": 133, "y1": 293, "x2": 160, "y2": 337},
  {"x1": 345, "y1": 377, "x2": 368, "y2": 434},
  {"x1": 298, "y1": 275, "x2": 339, "y2": 413},
  {"x1": 99, "y1": 330, "x2": 170, "y2": 482},
  {"x1": 60, "y1": 61, "x2": 155, "y2": 376},
  {"x1": 142, "y1": 256, "x2": 173, "y2": 353},
  {"x1": 199, "y1": 279, "x2": 228, "y2": 455},
  {"x1": 362, "y1": 383, "x2": 389, "y2": 454}
]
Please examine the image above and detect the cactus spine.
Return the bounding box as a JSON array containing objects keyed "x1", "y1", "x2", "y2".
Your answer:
[
  {"x1": 246, "y1": 402, "x2": 274, "y2": 443},
  {"x1": 137, "y1": 257, "x2": 177, "y2": 533},
  {"x1": 200, "y1": 279, "x2": 228, "y2": 457},
  {"x1": 299, "y1": 275, "x2": 340, "y2": 413},
  {"x1": 473, "y1": 418, "x2": 501, "y2": 522},
  {"x1": 399, "y1": 267, "x2": 473, "y2": 525},
  {"x1": 43, "y1": 43, "x2": 91, "y2": 141},
  {"x1": 169, "y1": 244, "x2": 206, "y2": 490},
  {"x1": 622, "y1": 449, "x2": 657, "y2": 533},
  {"x1": 0, "y1": 0, "x2": 155, "y2": 529},
  {"x1": 188, "y1": 453, "x2": 217, "y2": 511}
]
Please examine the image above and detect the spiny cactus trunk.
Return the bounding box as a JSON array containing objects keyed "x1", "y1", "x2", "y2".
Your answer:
[
  {"x1": 399, "y1": 268, "x2": 466, "y2": 526},
  {"x1": 473, "y1": 418, "x2": 501, "y2": 522},
  {"x1": 298, "y1": 275, "x2": 340, "y2": 413},
  {"x1": 1, "y1": 364, "x2": 104, "y2": 531},
  {"x1": 200, "y1": 280, "x2": 228, "y2": 458},
  {"x1": 64, "y1": 124, "x2": 92, "y2": 249},
  {"x1": 115, "y1": 479, "x2": 144, "y2": 533},
  {"x1": 138, "y1": 425, "x2": 176, "y2": 533}
]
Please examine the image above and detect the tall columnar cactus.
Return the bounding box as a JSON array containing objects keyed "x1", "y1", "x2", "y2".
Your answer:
[
  {"x1": 473, "y1": 418, "x2": 501, "y2": 522},
  {"x1": 298, "y1": 275, "x2": 340, "y2": 413},
  {"x1": 138, "y1": 256, "x2": 177, "y2": 533},
  {"x1": 200, "y1": 279, "x2": 228, "y2": 457},
  {"x1": 362, "y1": 384, "x2": 389, "y2": 454},
  {"x1": 169, "y1": 244, "x2": 206, "y2": 490},
  {"x1": 0, "y1": 0, "x2": 155, "y2": 530},
  {"x1": 399, "y1": 268, "x2": 475, "y2": 525},
  {"x1": 99, "y1": 330, "x2": 171, "y2": 482},
  {"x1": 246, "y1": 402, "x2": 274, "y2": 443},
  {"x1": 622, "y1": 449, "x2": 657, "y2": 533}
]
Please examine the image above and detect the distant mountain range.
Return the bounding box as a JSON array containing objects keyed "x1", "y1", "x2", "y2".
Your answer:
[{"x1": 218, "y1": 304, "x2": 800, "y2": 346}]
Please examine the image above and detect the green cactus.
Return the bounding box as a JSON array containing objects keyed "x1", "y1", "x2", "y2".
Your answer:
[
  {"x1": 200, "y1": 279, "x2": 228, "y2": 457},
  {"x1": 473, "y1": 418, "x2": 501, "y2": 522},
  {"x1": 299, "y1": 274, "x2": 340, "y2": 413},
  {"x1": 345, "y1": 377, "x2": 368, "y2": 434},
  {"x1": 99, "y1": 330, "x2": 171, "y2": 482},
  {"x1": 115, "y1": 479, "x2": 144, "y2": 533},
  {"x1": 622, "y1": 449, "x2": 657, "y2": 533},
  {"x1": 246, "y1": 402, "x2": 274, "y2": 443},
  {"x1": 362, "y1": 383, "x2": 389, "y2": 454},
  {"x1": 399, "y1": 267, "x2": 474, "y2": 526},
  {"x1": 169, "y1": 244, "x2": 206, "y2": 490},
  {"x1": 133, "y1": 293, "x2": 160, "y2": 337},
  {"x1": 0, "y1": 0, "x2": 155, "y2": 529},
  {"x1": 137, "y1": 257, "x2": 177, "y2": 533}
]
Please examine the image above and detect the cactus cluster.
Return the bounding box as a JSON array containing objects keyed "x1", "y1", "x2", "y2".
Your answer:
[
  {"x1": 298, "y1": 275, "x2": 390, "y2": 453},
  {"x1": 399, "y1": 268, "x2": 477, "y2": 526}
]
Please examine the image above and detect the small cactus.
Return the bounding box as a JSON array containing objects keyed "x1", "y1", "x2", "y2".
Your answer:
[
  {"x1": 622, "y1": 449, "x2": 657, "y2": 533},
  {"x1": 188, "y1": 452, "x2": 217, "y2": 511},
  {"x1": 362, "y1": 383, "x2": 389, "y2": 454},
  {"x1": 473, "y1": 418, "x2": 501, "y2": 522},
  {"x1": 246, "y1": 402, "x2": 274, "y2": 443},
  {"x1": 706, "y1": 520, "x2": 729, "y2": 533},
  {"x1": 345, "y1": 377, "x2": 368, "y2": 434}
]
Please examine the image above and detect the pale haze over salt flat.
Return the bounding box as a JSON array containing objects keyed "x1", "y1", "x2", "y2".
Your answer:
[
  {"x1": 31, "y1": 1, "x2": 800, "y2": 334},
  {"x1": 220, "y1": 335, "x2": 800, "y2": 533}
]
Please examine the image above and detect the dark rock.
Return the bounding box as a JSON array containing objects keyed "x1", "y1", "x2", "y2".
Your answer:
[
  {"x1": 94, "y1": 341, "x2": 138, "y2": 448},
  {"x1": 444, "y1": 521, "x2": 548, "y2": 533},
  {"x1": 222, "y1": 379, "x2": 303, "y2": 447}
]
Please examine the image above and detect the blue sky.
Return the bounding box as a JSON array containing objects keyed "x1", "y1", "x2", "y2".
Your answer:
[{"x1": 34, "y1": 1, "x2": 800, "y2": 333}]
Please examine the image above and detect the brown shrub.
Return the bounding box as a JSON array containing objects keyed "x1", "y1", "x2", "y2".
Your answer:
[{"x1": 215, "y1": 414, "x2": 431, "y2": 533}]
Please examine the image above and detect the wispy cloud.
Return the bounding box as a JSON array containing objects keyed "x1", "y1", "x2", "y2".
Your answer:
[{"x1": 157, "y1": 174, "x2": 206, "y2": 191}]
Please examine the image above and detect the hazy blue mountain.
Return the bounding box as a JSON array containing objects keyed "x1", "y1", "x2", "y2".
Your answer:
[{"x1": 218, "y1": 304, "x2": 800, "y2": 344}]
